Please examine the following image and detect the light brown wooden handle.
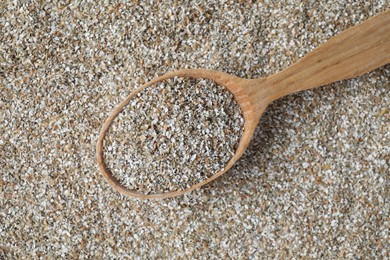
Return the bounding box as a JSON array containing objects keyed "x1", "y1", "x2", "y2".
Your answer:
[{"x1": 265, "y1": 9, "x2": 390, "y2": 101}]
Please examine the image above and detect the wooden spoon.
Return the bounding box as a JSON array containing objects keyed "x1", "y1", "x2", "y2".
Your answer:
[{"x1": 97, "y1": 10, "x2": 390, "y2": 199}]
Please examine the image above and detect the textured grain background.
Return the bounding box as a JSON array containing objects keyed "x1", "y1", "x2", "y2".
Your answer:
[{"x1": 1, "y1": 1, "x2": 389, "y2": 258}]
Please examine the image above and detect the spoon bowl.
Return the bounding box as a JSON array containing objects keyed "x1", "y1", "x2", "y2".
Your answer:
[
  {"x1": 97, "y1": 69, "x2": 264, "y2": 199},
  {"x1": 97, "y1": 10, "x2": 390, "y2": 199}
]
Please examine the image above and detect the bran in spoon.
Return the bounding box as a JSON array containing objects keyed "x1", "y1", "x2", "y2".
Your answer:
[{"x1": 103, "y1": 76, "x2": 244, "y2": 194}]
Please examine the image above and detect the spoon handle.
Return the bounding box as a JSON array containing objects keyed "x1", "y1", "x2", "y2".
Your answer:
[{"x1": 264, "y1": 9, "x2": 390, "y2": 102}]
